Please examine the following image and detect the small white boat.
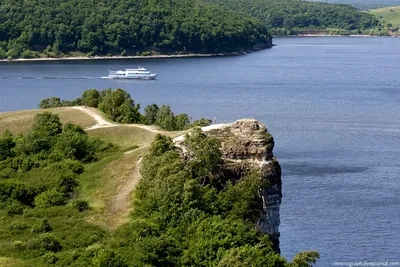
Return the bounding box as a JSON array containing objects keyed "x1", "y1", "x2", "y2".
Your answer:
[{"x1": 108, "y1": 67, "x2": 157, "y2": 80}]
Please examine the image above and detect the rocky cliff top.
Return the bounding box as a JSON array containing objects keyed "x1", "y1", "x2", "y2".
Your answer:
[{"x1": 174, "y1": 118, "x2": 282, "y2": 253}]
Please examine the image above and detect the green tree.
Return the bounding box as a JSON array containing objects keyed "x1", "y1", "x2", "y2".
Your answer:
[
  {"x1": 175, "y1": 113, "x2": 190, "y2": 130},
  {"x1": 82, "y1": 89, "x2": 101, "y2": 107},
  {"x1": 0, "y1": 130, "x2": 15, "y2": 160},
  {"x1": 291, "y1": 251, "x2": 320, "y2": 267},
  {"x1": 99, "y1": 88, "x2": 140, "y2": 123},
  {"x1": 39, "y1": 97, "x2": 63, "y2": 109},
  {"x1": 218, "y1": 245, "x2": 288, "y2": 267},
  {"x1": 144, "y1": 104, "x2": 159, "y2": 125},
  {"x1": 155, "y1": 105, "x2": 176, "y2": 131},
  {"x1": 184, "y1": 127, "x2": 222, "y2": 183}
]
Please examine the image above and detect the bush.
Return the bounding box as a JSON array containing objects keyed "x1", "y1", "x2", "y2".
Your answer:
[
  {"x1": 31, "y1": 233, "x2": 62, "y2": 252},
  {"x1": 34, "y1": 190, "x2": 66, "y2": 208},
  {"x1": 13, "y1": 241, "x2": 27, "y2": 251},
  {"x1": 9, "y1": 221, "x2": 29, "y2": 231},
  {"x1": 31, "y1": 218, "x2": 52, "y2": 233},
  {"x1": 6, "y1": 202, "x2": 25, "y2": 216},
  {"x1": 42, "y1": 252, "x2": 58, "y2": 264},
  {"x1": 21, "y1": 49, "x2": 37, "y2": 59},
  {"x1": 39, "y1": 97, "x2": 63, "y2": 109},
  {"x1": 190, "y1": 118, "x2": 212, "y2": 128},
  {"x1": 73, "y1": 200, "x2": 91, "y2": 212}
]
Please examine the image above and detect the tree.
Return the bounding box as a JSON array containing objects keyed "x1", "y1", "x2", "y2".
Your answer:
[
  {"x1": 31, "y1": 112, "x2": 62, "y2": 137},
  {"x1": 155, "y1": 105, "x2": 176, "y2": 131},
  {"x1": 184, "y1": 128, "x2": 222, "y2": 184},
  {"x1": 99, "y1": 88, "x2": 140, "y2": 123},
  {"x1": 144, "y1": 104, "x2": 159, "y2": 125},
  {"x1": 0, "y1": 130, "x2": 15, "y2": 160},
  {"x1": 39, "y1": 97, "x2": 63, "y2": 109},
  {"x1": 175, "y1": 113, "x2": 191, "y2": 130},
  {"x1": 81, "y1": 89, "x2": 101, "y2": 107},
  {"x1": 291, "y1": 251, "x2": 320, "y2": 267},
  {"x1": 218, "y1": 245, "x2": 288, "y2": 267}
]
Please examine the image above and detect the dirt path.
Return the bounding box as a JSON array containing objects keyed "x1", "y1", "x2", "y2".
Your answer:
[
  {"x1": 73, "y1": 106, "x2": 114, "y2": 129},
  {"x1": 72, "y1": 106, "x2": 163, "y2": 133},
  {"x1": 108, "y1": 157, "x2": 142, "y2": 216}
]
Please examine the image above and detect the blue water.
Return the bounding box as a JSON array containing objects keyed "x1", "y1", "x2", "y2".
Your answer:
[{"x1": 1, "y1": 37, "x2": 400, "y2": 266}]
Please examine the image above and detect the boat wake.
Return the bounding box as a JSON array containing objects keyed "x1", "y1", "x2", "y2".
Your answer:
[{"x1": 0, "y1": 76, "x2": 104, "y2": 80}]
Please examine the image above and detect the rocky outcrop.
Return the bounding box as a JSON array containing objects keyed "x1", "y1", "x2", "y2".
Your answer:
[{"x1": 174, "y1": 119, "x2": 282, "y2": 253}]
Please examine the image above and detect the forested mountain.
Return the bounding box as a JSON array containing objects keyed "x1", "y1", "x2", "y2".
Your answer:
[
  {"x1": 0, "y1": 0, "x2": 271, "y2": 59},
  {"x1": 205, "y1": 0, "x2": 382, "y2": 34}
]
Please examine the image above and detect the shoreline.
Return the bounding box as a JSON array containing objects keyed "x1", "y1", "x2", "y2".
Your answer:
[{"x1": 0, "y1": 53, "x2": 232, "y2": 63}]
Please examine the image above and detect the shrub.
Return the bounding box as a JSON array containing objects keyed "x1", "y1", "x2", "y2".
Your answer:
[
  {"x1": 34, "y1": 190, "x2": 66, "y2": 208},
  {"x1": 9, "y1": 221, "x2": 29, "y2": 231},
  {"x1": 31, "y1": 218, "x2": 52, "y2": 233},
  {"x1": 13, "y1": 241, "x2": 27, "y2": 251},
  {"x1": 39, "y1": 97, "x2": 63, "y2": 109},
  {"x1": 42, "y1": 252, "x2": 58, "y2": 264},
  {"x1": 50, "y1": 159, "x2": 84, "y2": 174},
  {"x1": 6, "y1": 202, "x2": 25, "y2": 216},
  {"x1": 0, "y1": 130, "x2": 15, "y2": 160},
  {"x1": 0, "y1": 181, "x2": 33, "y2": 206},
  {"x1": 190, "y1": 118, "x2": 212, "y2": 128},
  {"x1": 73, "y1": 200, "x2": 91, "y2": 212},
  {"x1": 31, "y1": 233, "x2": 62, "y2": 252}
]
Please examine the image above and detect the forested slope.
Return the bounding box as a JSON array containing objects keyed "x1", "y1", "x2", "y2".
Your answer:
[
  {"x1": 0, "y1": 0, "x2": 271, "y2": 59},
  {"x1": 205, "y1": 0, "x2": 384, "y2": 34}
]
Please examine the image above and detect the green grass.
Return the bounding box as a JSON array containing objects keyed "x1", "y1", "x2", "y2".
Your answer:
[
  {"x1": 87, "y1": 126, "x2": 157, "y2": 151},
  {"x1": 0, "y1": 107, "x2": 96, "y2": 135},
  {"x1": 369, "y1": 6, "x2": 400, "y2": 28},
  {"x1": 0, "y1": 257, "x2": 22, "y2": 267},
  {"x1": 0, "y1": 109, "x2": 186, "y2": 230}
]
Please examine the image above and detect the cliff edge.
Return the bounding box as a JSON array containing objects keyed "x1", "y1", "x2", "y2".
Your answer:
[{"x1": 174, "y1": 119, "x2": 282, "y2": 253}]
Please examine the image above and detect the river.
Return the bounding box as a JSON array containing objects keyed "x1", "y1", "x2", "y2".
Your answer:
[{"x1": 1, "y1": 36, "x2": 399, "y2": 266}]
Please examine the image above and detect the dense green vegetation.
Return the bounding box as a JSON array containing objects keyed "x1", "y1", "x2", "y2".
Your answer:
[
  {"x1": 0, "y1": 112, "x2": 121, "y2": 265},
  {"x1": 40, "y1": 88, "x2": 211, "y2": 131},
  {"x1": 0, "y1": 0, "x2": 271, "y2": 59},
  {"x1": 110, "y1": 131, "x2": 319, "y2": 266},
  {"x1": 206, "y1": 0, "x2": 385, "y2": 35},
  {"x1": 0, "y1": 113, "x2": 319, "y2": 266}
]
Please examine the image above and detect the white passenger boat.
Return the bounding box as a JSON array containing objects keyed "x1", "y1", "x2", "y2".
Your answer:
[{"x1": 108, "y1": 67, "x2": 157, "y2": 79}]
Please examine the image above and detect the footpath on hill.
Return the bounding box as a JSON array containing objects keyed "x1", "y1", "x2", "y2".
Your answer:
[{"x1": 72, "y1": 106, "x2": 227, "y2": 228}]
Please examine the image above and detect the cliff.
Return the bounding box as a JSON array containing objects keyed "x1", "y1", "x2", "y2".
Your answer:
[{"x1": 174, "y1": 119, "x2": 282, "y2": 253}]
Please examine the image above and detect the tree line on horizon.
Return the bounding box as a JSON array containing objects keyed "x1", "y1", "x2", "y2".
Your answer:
[
  {"x1": 204, "y1": 0, "x2": 386, "y2": 35},
  {"x1": 0, "y1": 0, "x2": 271, "y2": 59},
  {"x1": 39, "y1": 88, "x2": 212, "y2": 131}
]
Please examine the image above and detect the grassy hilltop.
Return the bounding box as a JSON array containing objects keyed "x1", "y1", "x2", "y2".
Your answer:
[
  {"x1": 0, "y1": 107, "x2": 183, "y2": 266},
  {"x1": 369, "y1": 6, "x2": 400, "y2": 28}
]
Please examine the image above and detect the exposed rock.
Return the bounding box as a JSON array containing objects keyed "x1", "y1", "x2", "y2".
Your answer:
[{"x1": 174, "y1": 119, "x2": 282, "y2": 253}]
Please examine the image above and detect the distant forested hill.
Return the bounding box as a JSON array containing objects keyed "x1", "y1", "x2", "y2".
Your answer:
[
  {"x1": 0, "y1": 0, "x2": 271, "y2": 59},
  {"x1": 204, "y1": 0, "x2": 383, "y2": 34}
]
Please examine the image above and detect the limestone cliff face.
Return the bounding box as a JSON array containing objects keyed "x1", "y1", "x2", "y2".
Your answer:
[{"x1": 174, "y1": 119, "x2": 282, "y2": 253}]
